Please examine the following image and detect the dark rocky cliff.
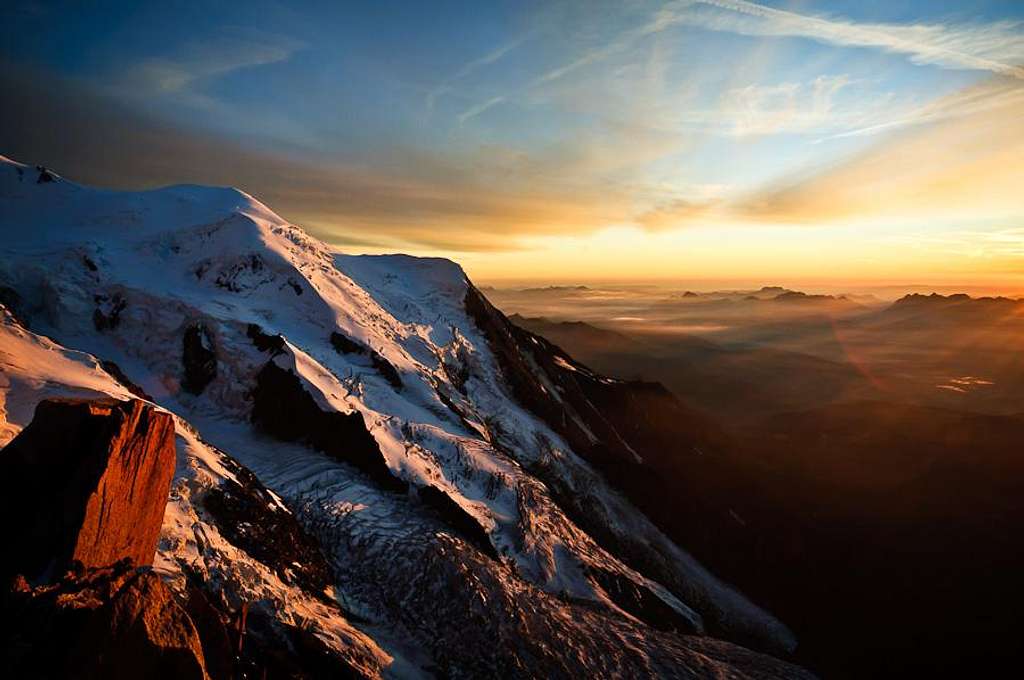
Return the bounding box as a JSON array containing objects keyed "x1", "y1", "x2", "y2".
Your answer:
[
  {"x1": 0, "y1": 398, "x2": 176, "y2": 581},
  {"x1": 0, "y1": 397, "x2": 211, "y2": 679}
]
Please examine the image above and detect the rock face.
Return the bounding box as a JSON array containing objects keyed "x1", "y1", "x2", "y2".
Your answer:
[
  {"x1": 329, "y1": 330, "x2": 403, "y2": 389},
  {"x1": 73, "y1": 567, "x2": 210, "y2": 680},
  {"x1": 251, "y1": 359, "x2": 405, "y2": 492},
  {"x1": 466, "y1": 284, "x2": 724, "y2": 470},
  {"x1": 246, "y1": 322, "x2": 285, "y2": 355},
  {"x1": 201, "y1": 454, "x2": 335, "y2": 593},
  {"x1": 587, "y1": 566, "x2": 702, "y2": 634},
  {"x1": 1, "y1": 561, "x2": 210, "y2": 680},
  {"x1": 415, "y1": 484, "x2": 498, "y2": 560},
  {"x1": 466, "y1": 285, "x2": 787, "y2": 653},
  {"x1": 0, "y1": 398, "x2": 176, "y2": 582},
  {"x1": 182, "y1": 323, "x2": 217, "y2": 394}
]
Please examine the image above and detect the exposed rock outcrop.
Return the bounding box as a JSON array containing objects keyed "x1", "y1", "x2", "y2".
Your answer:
[
  {"x1": 35, "y1": 166, "x2": 58, "y2": 184},
  {"x1": 329, "y1": 330, "x2": 364, "y2": 355},
  {"x1": 246, "y1": 322, "x2": 285, "y2": 355},
  {"x1": 467, "y1": 284, "x2": 788, "y2": 655},
  {"x1": 101, "y1": 360, "x2": 153, "y2": 400},
  {"x1": 182, "y1": 322, "x2": 217, "y2": 394},
  {"x1": 416, "y1": 485, "x2": 498, "y2": 560},
  {"x1": 251, "y1": 360, "x2": 406, "y2": 492},
  {"x1": 0, "y1": 398, "x2": 176, "y2": 583},
  {"x1": 1, "y1": 561, "x2": 209, "y2": 680},
  {"x1": 466, "y1": 283, "x2": 728, "y2": 476},
  {"x1": 330, "y1": 330, "x2": 403, "y2": 389},
  {"x1": 74, "y1": 566, "x2": 211, "y2": 679},
  {"x1": 92, "y1": 293, "x2": 126, "y2": 331},
  {"x1": 201, "y1": 455, "x2": 334, "y2": 593},
  {"x1": 588, "y1": 566, "x2": 701, "y2": 634},
  {"x1": 0, "y1": 288, "x2": 25, "y2": 326},
  {"x1": 465, "y1": 284, "x2": 642, "y2": 467}
]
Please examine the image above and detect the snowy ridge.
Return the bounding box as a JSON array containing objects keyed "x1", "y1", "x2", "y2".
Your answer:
[
  {"x1": 0, "y1": 156, "x2": 805, "y2": 678},
  {"x1": 0, "y1": 304, "x2": 393, "y2": 677}
]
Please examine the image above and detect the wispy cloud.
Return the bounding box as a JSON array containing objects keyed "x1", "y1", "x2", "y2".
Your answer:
[
  {"x1": 687, "y1": 0, "x2": 1024, "y2": 79},
  {"x1": 716, "y1": 74, "x2": 854, "y2": 136},
  {"x1": 641, "y1": 73, "x2": 905, "y2": 140},
  {"x1": 457, "y1": 96, "x2": 507, "y2": 125},
  {"x1": 0, "y1": 66, "x2": 642, "y2": 252},
  {"x1": 459, "y1": 6, "x2": 685, "y2": 124},
  {"x1": 732, "y1": 79, "x2": 1024, "y2": 226},
  {"x1": 457, "y1": 0, "x2": 1024, "y2": 124},
  {"x1": 535, "y1": 5, "x2": 695, "y2": 87},
  {"x1": 115, "y1": 27, "x2": 303, "y2": 107},
  {"x1": 637, "y1": 197, "x2": 719, "y2": 230},
  {"x1": 823, "y1": 79, "x2": 1024, "y2": 139},
  {"x1": 427, "y1": 36, "x2": 528, "y2": 112}
]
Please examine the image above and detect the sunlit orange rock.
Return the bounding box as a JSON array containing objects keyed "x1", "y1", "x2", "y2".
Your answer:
[
  {"x1": 1, "y1": 561, "x2": 210, "y2": 680},
  {"x1": 0, "y1": 398, "x2": 176, "y2": 582}
]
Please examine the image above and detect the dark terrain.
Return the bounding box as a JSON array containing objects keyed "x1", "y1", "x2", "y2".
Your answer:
[{"x1": 504, "y1": 290, "x2": 1024, "y2": 678}]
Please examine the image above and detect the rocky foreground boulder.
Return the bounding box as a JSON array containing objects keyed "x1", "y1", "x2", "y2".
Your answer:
[
  {"x1": 0, "y1": 394, "x2": 381, "y2": 679},
  {"x1": 0, "y1": 398, "x2": 176, "y2": 582},
  {"x1": 2, "y1": 561, "x2": 209, "y2": 680},
  {"x1": 0, "y1": 397, "x2": 210, "y2": 679}
]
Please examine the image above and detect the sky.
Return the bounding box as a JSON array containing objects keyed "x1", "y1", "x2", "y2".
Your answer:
[{"x1": 2, "y1": 0, "x2": 1023, "y2": 288}]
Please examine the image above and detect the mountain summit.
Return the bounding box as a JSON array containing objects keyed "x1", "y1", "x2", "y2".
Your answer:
[{"x1": 0, "y1": 157, "x2": 807, "y2": 678}]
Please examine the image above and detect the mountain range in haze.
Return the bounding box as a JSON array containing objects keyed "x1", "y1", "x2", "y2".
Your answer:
[{"x1": 504, "y1": 286, "x2": 1024, "y2": 677}]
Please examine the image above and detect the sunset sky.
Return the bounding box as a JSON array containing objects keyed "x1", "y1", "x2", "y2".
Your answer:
[{"x1": 3, "y1": 1, "x2": 1023, "y2": 287}]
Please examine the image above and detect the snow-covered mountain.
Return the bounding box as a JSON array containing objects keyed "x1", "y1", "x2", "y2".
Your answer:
[{"x1": 0, "y1": 156, "x2": 808, "y2": 678}]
